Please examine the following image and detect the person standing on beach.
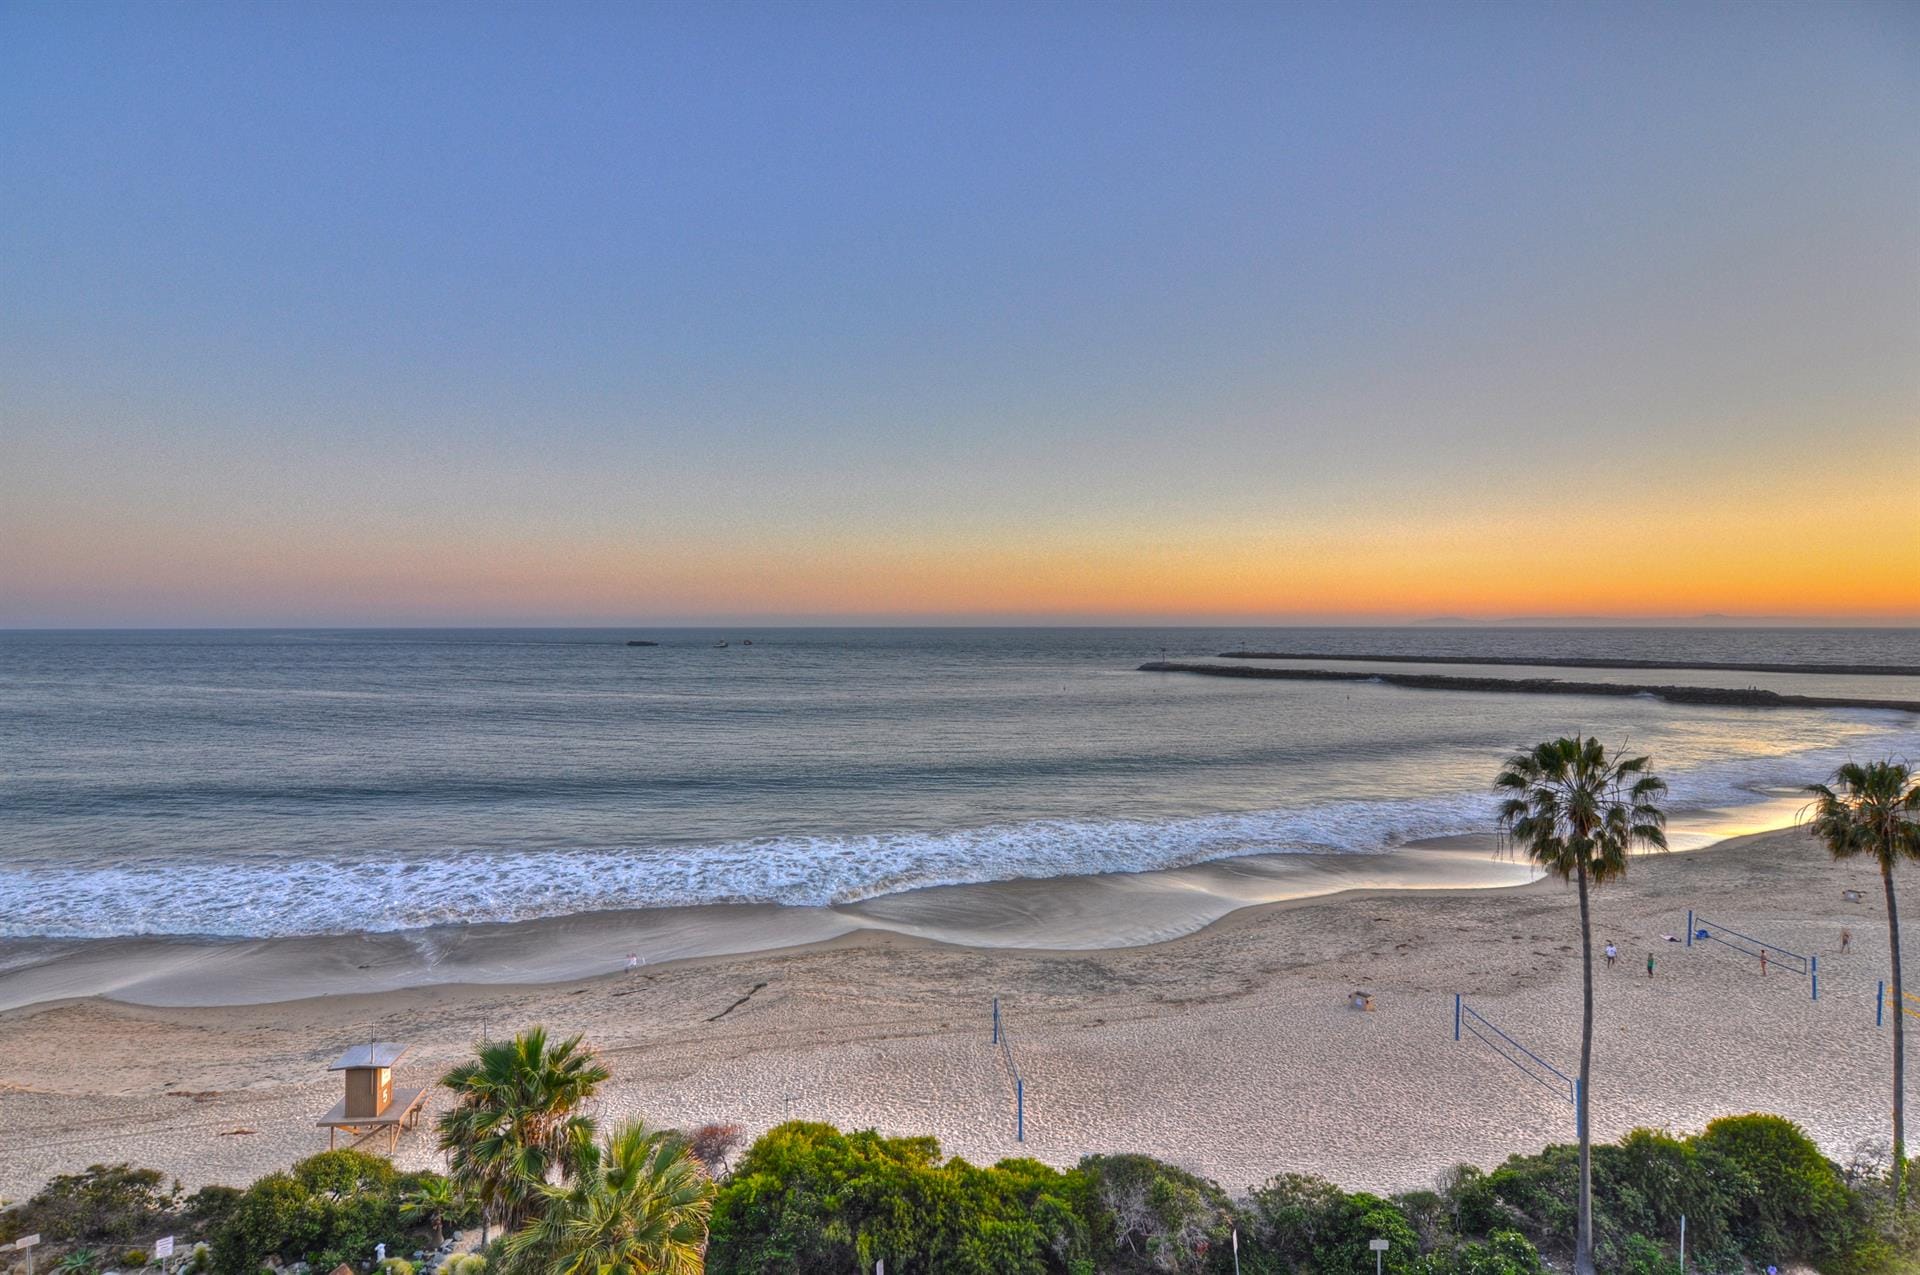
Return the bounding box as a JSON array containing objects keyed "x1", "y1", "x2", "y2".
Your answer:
[
  {"x1": 1842, "y1": 927, "x2": 1852, "y2": 954},
  {"x1": 1647, "y1": 952, "x2": 1655, "y2": 979},
  {"x1": 1604, "y1": 941, "x2": 1617, "y2": 968},
  {"x1": 1760, "y1": 949, "x2": 1768, "y2": 976}
]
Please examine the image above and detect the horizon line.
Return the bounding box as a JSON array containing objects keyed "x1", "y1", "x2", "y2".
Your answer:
[{"x1": 6, "y1": 616, "x2": 1920, "y2": 633}]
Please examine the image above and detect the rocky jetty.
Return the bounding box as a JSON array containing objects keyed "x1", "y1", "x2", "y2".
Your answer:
[
  {"x1": 1215, "y1": 651, "x2": 1920, "y2": 677},
  {"x1": 1140, "y1": 661, "x2": 1920, "y2": 713}
]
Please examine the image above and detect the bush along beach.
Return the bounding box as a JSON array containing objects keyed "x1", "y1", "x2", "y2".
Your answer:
[{"x1": 5, "y1": 1111, "x2": 1914, "y2": 1275}]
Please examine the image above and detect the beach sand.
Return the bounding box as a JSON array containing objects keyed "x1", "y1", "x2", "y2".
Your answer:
[{"x1": 1, "y1": 826, "x2": 1907, "y2": 1201}]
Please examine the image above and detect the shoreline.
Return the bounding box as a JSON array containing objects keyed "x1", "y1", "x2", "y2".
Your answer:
[
  {"x1": 0, "y1": 820, "x2": 1904, "y2": 1201},
  {"x1": 0, "y1": 797, "x2": 1805, "y2": 1013}
]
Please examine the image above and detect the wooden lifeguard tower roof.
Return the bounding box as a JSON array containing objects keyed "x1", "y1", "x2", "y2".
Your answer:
[{"x1": 329, "y1": 1042, "x2": 408, "y2": 1070}]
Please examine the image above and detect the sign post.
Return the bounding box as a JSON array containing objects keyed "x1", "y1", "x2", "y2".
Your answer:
[
  {"x1": 13, "y1": 1235, "x2": 41, "y2": 1275},
  {"x1": 1370, "y1": 1237, "x2": 1389, "y2": 1275},
  {"x1": 1231, "y1": 1227, "x2": 1240, "y2": 1275}
]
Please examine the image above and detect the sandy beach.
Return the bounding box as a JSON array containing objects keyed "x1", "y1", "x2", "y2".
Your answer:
[{"x1": 0, "y1": 824, "x2": 1908, "y2": 1202}]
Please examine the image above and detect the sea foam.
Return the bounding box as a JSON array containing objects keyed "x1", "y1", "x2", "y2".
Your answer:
[{"x1": 2, "y1": 723, "x2": 1911, "y2": 940}]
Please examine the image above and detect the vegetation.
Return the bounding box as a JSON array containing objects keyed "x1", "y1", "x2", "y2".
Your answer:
[
  {"x1": 501, "y1": 1122, "x2": 712, "y2": 1275},
  {"x1": 206, "y1": 1150, "x2": 459, "y2": 1275},
  {"x1": 400, "y1": 1178, "x2": 463, "y2": 1248},
  {"x1": 437, "y1": 1028, "x2": 610, "y2": 1241},
  {"x1": 0, "y1": 1155, "x2": 461, "y2": 1275},
  {"x1": 1806, "y1": 760, "x2": 1920, "y2": 1207},
  {"x1": 1494, "y1": 736, "x2": 1668, "y2": 1275},
  {"x1": 708, "y1": 1122, "x2": 1090, "y2": 1275},
  {"x1": 6, "y1": 1110, "x2": 1916, "y2": 1275},
  {"x1": 700, "y1": 1114, "x2": 1914, "y2": 1274},
  {"x1": 0, "y1": 1165, "x2": 179, "y2": 1247}
]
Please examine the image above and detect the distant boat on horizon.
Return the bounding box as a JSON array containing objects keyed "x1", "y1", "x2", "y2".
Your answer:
[
  {"x1": 713, "y1": 640, "x2": 729, "y2": 648},
  {"x1": 625, "y1": 639, "x2": 658, "y2": 647}
]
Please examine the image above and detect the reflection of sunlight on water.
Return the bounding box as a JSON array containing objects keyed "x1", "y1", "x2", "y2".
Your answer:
[{"x1": 1662, "y1": 794, "x2": 1810, "y2": 852}]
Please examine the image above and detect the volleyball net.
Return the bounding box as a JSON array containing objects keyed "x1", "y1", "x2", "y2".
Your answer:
[{"x1": 1454, "y1": 994, "x2": 1580, "y2": 1134}]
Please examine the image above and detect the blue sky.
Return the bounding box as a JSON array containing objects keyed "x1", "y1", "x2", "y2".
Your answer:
[{"x1": 2, "y1": 1, "x2": 1915, "y2": 624}]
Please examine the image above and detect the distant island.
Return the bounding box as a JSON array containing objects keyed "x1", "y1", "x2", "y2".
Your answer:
[{"x1": 625, "y1": 639, "x2": 659, "y2": 646}]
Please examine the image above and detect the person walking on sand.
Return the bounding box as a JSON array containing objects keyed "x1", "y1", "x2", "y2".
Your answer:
[
  {"x1": 1842, "y1": 927, "x2": 1852, "y2": 954},
  {"x1": 1760, "y1": 948, "x2": 1768, "y2": 976},
  {"x1": 1605, "y1": 941, "x2": 1617, "y2": 969},
  {"x1": 1647, "y1": 952, "x2": 1656, "y2": 979}
]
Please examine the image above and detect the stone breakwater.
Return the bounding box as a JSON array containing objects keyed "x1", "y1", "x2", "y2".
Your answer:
[
  {"x1": 1139, "y1": 662, "x2": 1920, "y2": 713},
  {"x1": 1215, "y1": 651, "x2": 1920, "y2": 677}
]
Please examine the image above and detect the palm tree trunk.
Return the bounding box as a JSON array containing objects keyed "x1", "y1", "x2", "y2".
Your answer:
[
  {"x1": 1888, "y1": 858, "x2": 1906, "y2": 1207},
  {"x1": 1576, "y1": 863, "x2": 1595, "y2": 1275}
]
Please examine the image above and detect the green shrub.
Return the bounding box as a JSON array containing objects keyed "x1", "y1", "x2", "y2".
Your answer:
[
  {"x1": 1422, "y1": 1230, "x2": 1545, "y2": 1275},
  {"x1": 1247, "y1": 1172, "x2": 1345, "y2": 1269},
  {"x1": 710, "y1": 1122, "x2": 1090, "y2": 1275},
  {"x1": 292, "y1": 1151, "x2": 396, "y2": 1202},
  {"x1": 1078, "y1": 1153, "x2": 1240, "y2": 1274},
  {"x1": 53, "y1": 1248, "x2": 101, "y2": 1275},
  {"x1": 1694, "y1": 1113, "x2": 1857, "y2": 1265},
  {"x1": 180, "y1": 1188, "x2": 244, "y2": 1234},
  {"x1": 1244, "y1": 1173, "x2": 1417, "y2": 1275},
  {"x1": 1615, "y1": 1233, "x2": 1680, "y2": 1275},
  {"x1": 119, "y1": 1250, "x2": 148, "y2": 1268},
  {"x1": 381, "y1": 1259, "x2": 415, "y2": 1275},
  {"x1": 0, "y1": 1166, "x2": 178, "y2": 1244},
  {"x1": 207, "y1": 1152, "x2": 426, "y2": 1275}
]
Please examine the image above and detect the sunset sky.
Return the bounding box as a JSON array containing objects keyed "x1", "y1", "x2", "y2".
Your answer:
[{"x1": 2, "y1": 2, "x2": 1916, "y2": 626}]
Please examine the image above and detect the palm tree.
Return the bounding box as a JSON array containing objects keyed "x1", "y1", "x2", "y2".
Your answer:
[
  {"x1": 501, "y1": 1121, "x2": 715, "y2": 1275},
  {"x1": 438, "y1": 1027, "x2": 611, "y2": 1241},
  {"x1": 401, "y1": 1174, "x2": 463, "y2": 1247},
  {"x1": 1495, "y1": 736, "x2": 1667, "y2": 1275},
  {"x1": 1806, "y1": 760, "x2": 1920, "y2": 1205}
]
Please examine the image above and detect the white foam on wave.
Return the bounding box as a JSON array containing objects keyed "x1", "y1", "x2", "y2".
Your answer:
[{"x1": 3, "y1": 719, "x2": 1915, "y2": 939}]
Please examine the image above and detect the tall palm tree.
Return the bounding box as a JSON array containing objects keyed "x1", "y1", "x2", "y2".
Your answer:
[
  {"x1": 1806, "y1": 760, "x2": 1920, "y2": 1205},
  {"x1": 1496, "y1": 736, "x2": 1667, "y2": 1275},
  {"x1": 501, "y1": 1121, "x2": 715, "y2": 1275},
  {"x1": 438, "y1": 1027, "x2": 611, "y2": 1241}
]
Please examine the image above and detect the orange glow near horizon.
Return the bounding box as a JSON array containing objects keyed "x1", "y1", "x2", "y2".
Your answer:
[{"x1": 10, "y1": 468, "x2": 1916, "y2": 625}]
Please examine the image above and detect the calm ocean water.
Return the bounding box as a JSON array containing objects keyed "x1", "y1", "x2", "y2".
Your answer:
[{"x1": 2, "y1": 627, "x2": 1917, "y2": 939}]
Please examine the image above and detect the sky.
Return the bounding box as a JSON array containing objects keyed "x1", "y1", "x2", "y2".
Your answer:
[{"x1": 1, "y1": 1, "x2": 1916, "y2": 627}]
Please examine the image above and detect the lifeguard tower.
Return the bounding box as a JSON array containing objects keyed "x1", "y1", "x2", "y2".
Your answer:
[{"x1": 317, "y1": 1042, "x2": 427, "y2": 1152}]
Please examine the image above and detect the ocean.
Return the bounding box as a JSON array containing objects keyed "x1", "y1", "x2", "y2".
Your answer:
[{"x1": 2, "y1": 627, "x2": 1917, "y2": 941}]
